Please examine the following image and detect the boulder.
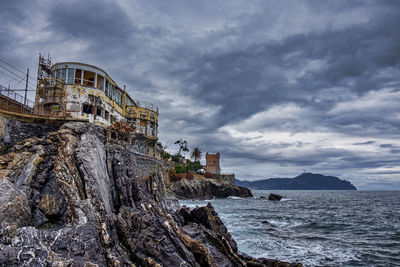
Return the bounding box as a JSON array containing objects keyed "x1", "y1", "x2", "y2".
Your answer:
[{"x1": 268, "y1": 193, "x2": 283, "y2": 201}]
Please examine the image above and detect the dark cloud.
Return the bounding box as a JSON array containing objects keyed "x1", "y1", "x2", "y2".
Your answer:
[
  {"x1": 1, "y1": 0, "x2": 399, "y2": 189},
  {"x1": 354, "y1": 141, "x2": 376, "y2": 145}
]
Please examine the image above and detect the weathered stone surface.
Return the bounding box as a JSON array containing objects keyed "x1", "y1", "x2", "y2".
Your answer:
[
  {"x1": 0, "y1": 117, "x2": 59, "y2": 154},
  {"x1": 169, "y1": 178, "x2": 253, "y2": 200},
  {"x1": 0, "y1": 179, "x2": 31, "y2": 237},
  {"x1": 0, "y1": 119, "x2": 301, "y2": 266}
]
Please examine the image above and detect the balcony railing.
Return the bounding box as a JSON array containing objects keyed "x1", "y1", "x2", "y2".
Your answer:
[{"x1": 133, "y1": 100, "x2": 159, "y2": 114}]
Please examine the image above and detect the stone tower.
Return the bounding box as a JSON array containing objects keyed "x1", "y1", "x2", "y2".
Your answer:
[{"x1": 205, "y1": 152, "x2": 221, "y2": 175}]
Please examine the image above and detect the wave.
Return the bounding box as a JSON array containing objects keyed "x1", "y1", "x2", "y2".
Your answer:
[{"x1": 227, "y1": 196, "x2": 246, "y2": 199}]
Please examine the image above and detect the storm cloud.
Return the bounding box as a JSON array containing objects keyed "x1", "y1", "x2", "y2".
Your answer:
[{"x1": 1, "y1": 0, "x2": 399, "y2": 189}]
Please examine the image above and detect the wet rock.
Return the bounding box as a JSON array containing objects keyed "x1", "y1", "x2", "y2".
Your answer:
[
  {"x1": 269, "y1": 193, "x2": 283, "y2": 201},
  {"x1": 260, "y1": 196, "x2": 266, "y2": 199}
]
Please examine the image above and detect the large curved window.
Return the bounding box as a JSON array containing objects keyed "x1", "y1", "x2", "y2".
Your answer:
[
  {"x1": 67, "y1": 68, "x2": 74, "y2": 84},
  {"x1": 113, "y1": 88, "x2": 122, "y2": 106},
  {"x1": 96, "y1": 75, "x2": 104, "y2": 90},
  {"x1": 83, "y1": 71, "x2": 95, "y2": 87},
  {"x1": 105, "y1": 79, "x2": 110, "y2": 95},
  {"x1": 75, "y1": 69, "x2": 82, "y2": 84}
]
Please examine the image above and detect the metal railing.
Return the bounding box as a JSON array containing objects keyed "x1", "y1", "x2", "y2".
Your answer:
[
  {"x1": 0, "y1": 85, "x2": 34, "y2": 108},
  {"x1": 133, "y1": 100, "x2": 159, "y2": 113}
]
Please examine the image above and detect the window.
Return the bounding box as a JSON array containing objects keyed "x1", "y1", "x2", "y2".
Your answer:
[
  {"x1": 96, "y1": 107, "x2": 102, "y2": 117},
  {"x1": 104, "y1": 110, "x2": 109, "y2": 120},
  {"x1": 96, "y1": 74, "x2": 104, "y2": 90},
  {"x1": 113, "y1": 88, "x2": 122, "y2": 106},
  {"x1": 82, "y1": 103, "x2": 93, "y2": 114},
  {"x1": 57, "y1": 68, "x2": 66, "y2": 83},
  {"x1": 67, "y1": 68, "x2": 74, "y2": 84},
  {"x1": 83, "y1": 71, "x2": 95, "y2": 87},
  {"x1": 126, "y1": 97, "x2": 135, "y2": 107},
  {"x1": 75, "y1": 69, "x2": 82, "y2": 84},
  {"x1": 105, "y1": 79, "x2": 109, "y2": 96},
  {"x1": 110, "y1": 84, "x2": 115, "y2": 98}
]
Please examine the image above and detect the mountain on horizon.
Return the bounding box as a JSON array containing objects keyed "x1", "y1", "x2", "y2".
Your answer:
[{"x1": 236, "y1": 173, "x2": 357, "y2": 190}]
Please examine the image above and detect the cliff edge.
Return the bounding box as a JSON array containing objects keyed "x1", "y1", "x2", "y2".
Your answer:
[{"x1": 0, "y1": 118, "x2": 300, "y2": 266}]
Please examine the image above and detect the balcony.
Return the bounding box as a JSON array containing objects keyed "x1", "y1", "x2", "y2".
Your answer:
[{"x1": 132, "y1": 100, "x2": 159, "y2": 114}]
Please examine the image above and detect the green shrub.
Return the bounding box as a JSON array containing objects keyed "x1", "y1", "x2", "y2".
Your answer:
[
  {"x1": 175, "y1": 165, "x2": 186, "y2": 173},
  {"x1": 171, "y1": 155, "x2": 180, "y2": 163},
  {"x1": 163, "y1": 152, "x2": 171, "y2": 159},
  {"x1": 186, "y1": 161, "x2": 203, "y2": 174}
]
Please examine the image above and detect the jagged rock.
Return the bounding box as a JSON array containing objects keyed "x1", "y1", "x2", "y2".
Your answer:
[
  {"x1": 169, "y1": 178, "x2": 253, "y2": 200},
  {"x1": 0, "y1": 179, "x2": 31, "y2": 237},
  {"x1": 268, "y1": 194, "x2": 283, "y2": 201},
  {"x1": 0, "y1": 119, "x2": 301, "y2": 266}
]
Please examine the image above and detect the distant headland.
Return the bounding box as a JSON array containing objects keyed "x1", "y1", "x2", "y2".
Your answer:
[{"x1": 236, "y1": 173, "x2": 357, "y2": 190}]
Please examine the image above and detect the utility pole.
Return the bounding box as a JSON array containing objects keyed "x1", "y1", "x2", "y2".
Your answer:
[{"x1": 24, "y1": 68, "x2": 29, "y2": 106}]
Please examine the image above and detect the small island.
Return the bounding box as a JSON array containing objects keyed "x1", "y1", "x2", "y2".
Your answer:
[{"x1": 236, "y1": 173, "x2": 357, "y2": 190}]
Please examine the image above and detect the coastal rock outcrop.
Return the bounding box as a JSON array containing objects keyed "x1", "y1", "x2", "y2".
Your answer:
[
  {"x1": 169, "y1": 178, "x2": 253, "y2": 200},
  {"x1": 0, "y1": 119, "x2": 300, "y2": 266},
  {"x1": 268, "y1": 193, "x2": 283, "y2": 201}
]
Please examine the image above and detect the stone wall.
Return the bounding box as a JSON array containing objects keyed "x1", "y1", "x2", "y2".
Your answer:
[
  {"x1": 205, "y1": 152, "x2": 221, "y2": 174},
  {"x1": 0, "y1": 115, "x2": 59, "y2": 154}
]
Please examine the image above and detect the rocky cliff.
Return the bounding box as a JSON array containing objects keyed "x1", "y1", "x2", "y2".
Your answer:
[
  {"x1": 0, "y1": 119, "x2": 301, "y2": 266},
  {"x1": 169, "y1": 178, "x2": 253, "y2": 200}
]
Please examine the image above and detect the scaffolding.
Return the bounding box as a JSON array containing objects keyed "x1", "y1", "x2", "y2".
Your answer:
[{"x1": 34, "y1": 53, "x2": 67, "y2": 117}]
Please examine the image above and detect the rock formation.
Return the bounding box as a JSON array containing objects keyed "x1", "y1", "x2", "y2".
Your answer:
[
  {"x1": 0, "y1": 119, "x2": 301, "y2": 266},
  {"x1": 168, "y1": 178, "x2": 253, "y2": 200},
  {"x1": 268, "y1": 194, "x2": 283, "y2": 201}
]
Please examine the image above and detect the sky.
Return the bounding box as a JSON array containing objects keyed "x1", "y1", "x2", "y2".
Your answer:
[{"x1": 0, "y1": 0, "x2": 399, "y2": 189}]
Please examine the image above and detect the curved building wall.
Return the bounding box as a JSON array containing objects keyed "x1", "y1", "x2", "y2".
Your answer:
[{"x1": 35, "y1": 62, "x2": 158, "y2": 138}]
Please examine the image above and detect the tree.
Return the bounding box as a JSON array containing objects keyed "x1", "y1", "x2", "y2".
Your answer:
[
  {"x1": 175, "y1": 139, "x2": 189, "y2": 156},
  {"x1": 186, "y1": 161, "x2": 204, "y2": 174},
  {"x1": 190, "y1": 147, "x2": 202, "y2": 162}
]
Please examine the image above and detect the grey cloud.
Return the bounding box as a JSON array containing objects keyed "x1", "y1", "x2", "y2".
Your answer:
[
  {"x1": 354, "y1": 141, "x2": 376, "y2": 145},
  {"x1": 1, "y1": 0, "x2": 399, "y2": 189}
]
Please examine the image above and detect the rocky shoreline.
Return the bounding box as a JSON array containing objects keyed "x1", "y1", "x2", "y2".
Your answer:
[
  {"x1": 168, "y1": 178, "x2": 253, "y2": 200},
  {"x1": 0, "y1": 119, "x2": 301, "y2": 266}
]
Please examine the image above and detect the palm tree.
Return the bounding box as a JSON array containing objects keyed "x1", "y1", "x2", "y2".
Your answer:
[{"x1": 191, "y1": 147, "x2": 202, "y2": 162}]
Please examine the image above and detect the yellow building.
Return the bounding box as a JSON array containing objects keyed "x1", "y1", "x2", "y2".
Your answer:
[{"x1": 34, "y1": 56, "x2": 158, "y2": 140}]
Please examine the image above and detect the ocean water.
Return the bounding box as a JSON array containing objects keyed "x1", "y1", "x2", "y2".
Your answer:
[{"x1": 180, "y1": 190, "x2": 400, "y2": 267}]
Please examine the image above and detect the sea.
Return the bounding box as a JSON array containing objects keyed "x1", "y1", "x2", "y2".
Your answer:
[{"x1": 180, "y1": 190, "x2": 400, "y2": 267}]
